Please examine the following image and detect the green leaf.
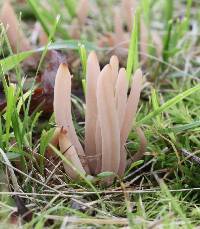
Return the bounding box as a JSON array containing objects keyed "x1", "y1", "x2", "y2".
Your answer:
[
  {"x1": 126, "y1": 8, "x2": 140, "y2": 83},
  {"x1": 17, "y1": 90, "x2": 34, "y2": 114},
  {"x1": 0, "y1": 51, "x2": 34, "y2": 74},
  {"x1": 5, "y1": 85, "x2": 16, "y2": 147},
  {"x1": 6, "y1": 152, "x2": 21, "y2": 160},
  {"x1": 125, "y1": 160, "x2": 144, "y2": 176},
  {"x1": 141, "y1": 0, "x2": 151, "y2": 26},
  {"x1": 151, "y1": 89, "x2": 162, "y2": 125},
  {"x1": 173, "y1": 121, "x2": 200, "y2": 133},
  {"x1": 137, "y1": 84, "x2": 200, "y2": 125},
  {"x1": 11, "y1": 108, "x2": 23, "y2": 148},
  {"x1": 82, "y1": 79, "x2": 86, "y2": 96},
  {"x1": 27, "y1": 0, "x2": 70, "y2": 39},
  {"x1": 164, "y1": 0, "x2": 173, "y2": 26},
  {"x1": 97, "y1": 171, "x2": 116, "y2": 178},
  {"x1": 78, "y1": 43, "x2": 87, "y2": 79},
  {"x1": 64, "y1": 0, "x2": 76, "y2": 18},
  {"x1": 162, "y1": 20, "x2": 173, "y2": 62},
  {"x1": 39, "y1": 128, "x2": 55, "y2": 174},
  {"x1": 27, "y1": 0, "x2": 50, "y2": 36},
  {"x1": 0, "y1": 40, "x2": 97, "y2": 74}
]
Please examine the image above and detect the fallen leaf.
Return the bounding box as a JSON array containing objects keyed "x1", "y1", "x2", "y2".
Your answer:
[
  {"x1": 13, "y1": 195, "x2": 33, "y2": 222},
  {"x1": 30, "y1": 50, "x2": 67, "y2": 115}
]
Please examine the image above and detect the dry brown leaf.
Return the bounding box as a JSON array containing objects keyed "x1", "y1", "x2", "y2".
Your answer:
[
  {"x1": 41, "y1": 51, "x2": 67, "y2": 95},
  {"x1": 13, "y1": 195, "x2": 33, "y2": 222},
  {"x1": 28, "y1": 51, "x2": 67, "y2": 115}
]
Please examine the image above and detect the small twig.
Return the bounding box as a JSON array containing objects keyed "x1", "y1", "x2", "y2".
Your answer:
[
  {"x1": 44, "y1": 161, "x2": 63, "y2": 185},
  {"x1": 2, "y1": 184, "x2": 200, "y2": 197},
  {"x1": 0, "y1": 148, "x2": 21, "y2": 192},
  {"x1": 180, "y1": 148, "x2": 200, "y2": 165},
  {"x1": 124, "y1": 158, "x2": 155, "y2": 180},
  {"x1": 148, "y1": 213, "x2": 175, "y2": 229},
  {"x1": 0, "y1": 159, "x2": 68, "y2": 197},
  {"x1": 38, "y1": 215, "x2": 129, "y2": 225}
]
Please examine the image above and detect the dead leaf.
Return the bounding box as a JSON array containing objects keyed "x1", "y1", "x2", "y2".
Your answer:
[
  {"x1": 13, "y1": 195, "x2": 33, "y2": 222},
  {"x1": 30, "y1": 51, "x2": 67, "y2": 115}
]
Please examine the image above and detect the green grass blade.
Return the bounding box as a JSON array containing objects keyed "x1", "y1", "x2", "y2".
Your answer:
[
  {"x1": 23, "y1": 15, "x2": 60, "y2": 145},
  {"x1": 141, "y1": 0, "x2": 151, "y2": 26},
  {"x1": 39, "y1": 129, "x2": 54, "y2": 175},
  {"x1": 173, "y1": 121, "x2": 200, "y2": 133},
  {"x1": 151, "y1": 88, "x2": 162, "y2": 125},
  {"x1": 78, "y1": 43, "x2": 87, "y2": 79},
  {"x1": 159, "y1": 181, "x2": 193, "y2": 229},
  {"x1": 0, "y1": 40, "x2": 97, "y2": 74},
  {"x1": 164, "y1": 0, "x2": 173, "y2": 26},
  {"x1": 27, "y1": 0, "x2": 50, "y2": 36},
  {"x1": 162, "y1": 20, "x2": 173, "y2": 62},
  {"x1": 64, "y1": 0, "x2": 76, "y2": 17},
  {"x1": 78, "y1": 43, "x2": 87, "y2": 95},
  {"x1": 11, "y1": 108, "x2": 23, "y2": 149},
  {"x1": 49, "y1": 144, "x2": 103, "y2": 203},
  {"x1": 0, "y1": 51, "x2": 33, "y2": 75},
  {"x1": 5, "y1": 85, "x2": 16, "y2": 147},
  {"x1": 126, "y1": 8, "x2": 140, "y2": 83},
  {"x1": 137, "y1": 83, "x2": 200, "y2": 125}
]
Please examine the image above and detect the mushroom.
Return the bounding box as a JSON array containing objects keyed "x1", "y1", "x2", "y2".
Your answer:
[
  {"x1": 99, "y1": 0, "x2": 163, "y2": 62},
  {"x1": 70, "y1": 0, "x2": 90, "y2": 39},
  {"x1": 0, "y1": 0, "x2": 31, "y2": 53},
  {"x1": 52, "y1": 52, "x2": 146, "y2": 180}
]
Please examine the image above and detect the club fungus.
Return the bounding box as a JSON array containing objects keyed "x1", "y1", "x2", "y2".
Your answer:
[
  {"x1": 51, "y1": 52, "x2": 146, "y2": 181},
  {"x1": 99, "y1": 0, "x2": 163, "y2": 62},
  {"x1": 0, "y1": 0, "x2": 31, "y2": 53},
  {"x1": 70, "y1": 0, "x2": 90, "y2": 39}
]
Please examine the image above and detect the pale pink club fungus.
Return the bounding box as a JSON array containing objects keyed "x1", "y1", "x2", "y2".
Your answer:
[{"x1": 51, "y1": 52, "x2": 146, "y2": 180}]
